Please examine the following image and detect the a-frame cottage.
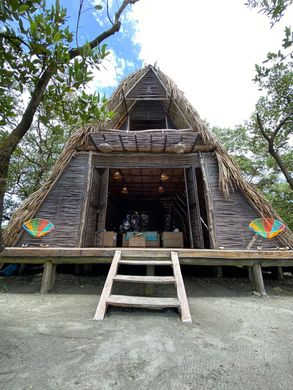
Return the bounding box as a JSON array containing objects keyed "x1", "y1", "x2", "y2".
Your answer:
[{"x1": 2, "y1": 65, "x2": 293, "y2": 319}]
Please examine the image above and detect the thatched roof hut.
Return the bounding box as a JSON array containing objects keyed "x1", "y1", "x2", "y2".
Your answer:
[{"x1": 4, "y1": 65, "x2": 293, "y2": 249}]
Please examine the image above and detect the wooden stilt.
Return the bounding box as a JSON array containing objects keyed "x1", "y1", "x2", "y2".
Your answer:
[
  {"x1": 40, "y1": 262, "x2": 54, "y2": 294},
  {"x1": 17, "y1": 264, "x2": 26, "y2": 275},
  {"x1": 49, "y1": 264, "x2": 56, "y2": 291},
  {"x1": 215, "y1": 266, "x2": 223, "y2": 278},
  {"x1": 252, "y1": 264, "x2": 267, "y2": 296},
  {"x1": 277, "y1": 266, "x2": 284, "y2": 281},
  {"x1": 82, "y1": 264, "x2": 93, "y2": 275},
  {"x1": 145, "y1": 265, "x2": 154, "y2": 296},
  {"x1": 74, "y1": 264, "x2": 82, "y2": 275},
  {"x1": 248, "y1": 267, "x2": 256, "y2": 291}
]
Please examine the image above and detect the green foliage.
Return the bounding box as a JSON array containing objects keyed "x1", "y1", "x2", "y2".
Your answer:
[
  {"x1": 0, "y1": 0, "x2": 110, "y2": 126},
  {"x1": 246, "y1": 0, "x2": 293, "y2": 25},
  {"x1": 0, "y1": 0, "x2": 120, "y2": 221},
  {"x1": 212, "y1": 124, "x2": 293, "y2": 229}
]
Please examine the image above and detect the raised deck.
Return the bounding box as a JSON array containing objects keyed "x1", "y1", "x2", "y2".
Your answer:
[{"x1": 1, "y1": 247, "x2": 292, "y2": 267}]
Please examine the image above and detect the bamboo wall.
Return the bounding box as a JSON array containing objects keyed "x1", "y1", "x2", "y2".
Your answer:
[
  {"x1": 204, "y1": 153, "x2": 278, "y2": 249},
  {"x1": 17, "y1": 154, "x2": 88, "y2": 247}
]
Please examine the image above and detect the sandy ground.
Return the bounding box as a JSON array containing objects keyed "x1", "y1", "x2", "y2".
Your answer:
[{"x1": 0, "y1": 271, "x2": 293, "y2": 390}]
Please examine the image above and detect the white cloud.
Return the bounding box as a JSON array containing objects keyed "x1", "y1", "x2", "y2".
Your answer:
[
  {"x1": 127, "y1": 0, "x2": 293, "y2": 127},
  {"x1": 86, "y1": 49, "x2": 126, "y2": 92}
]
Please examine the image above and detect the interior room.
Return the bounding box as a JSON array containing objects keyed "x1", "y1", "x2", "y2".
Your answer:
[{"x1": 104, "y1": 168, "x2": 198, "y2": 248}]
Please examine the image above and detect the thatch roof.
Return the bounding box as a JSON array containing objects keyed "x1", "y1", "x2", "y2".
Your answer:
[{"x1": 4, "y1": 65, "x2": 293, "y2": 247}]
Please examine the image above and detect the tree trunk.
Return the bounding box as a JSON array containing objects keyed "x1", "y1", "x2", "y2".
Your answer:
[
  {"x1": 0, "y1": 66, "x2": 54, "y2": 250},
  {"x1": 269, "y1": 145, "x2": 293, "y2": 190}
]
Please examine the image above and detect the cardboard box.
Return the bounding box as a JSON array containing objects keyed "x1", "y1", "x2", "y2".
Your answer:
[
  {"x1": 162, "y1": 232, "x2": 183, "y2": 248},
  {"x1": 128, "y1": 236, "x2": 146, "y2": 247},
  {"x1": 102, "y1": 231, "x2": 117, "y2": 247}
]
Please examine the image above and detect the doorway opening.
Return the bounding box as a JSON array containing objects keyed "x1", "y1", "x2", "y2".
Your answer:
[{"x1": 101, "y1": 167, "x2": 210, "y2": 249}]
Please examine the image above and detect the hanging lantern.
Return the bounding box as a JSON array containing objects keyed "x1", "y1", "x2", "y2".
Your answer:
[
  {"x1": 121, "y1": 186, "x2": 128, "y2": 194},
  {"x1": 160, "y1": 172, "x2": 169, "y2": 182},
  {"x1": 158, "y1": 185, "x2": 164, "y2": 194},
  {"x1": 113, "y1": 170, "x2": 122, "y2": 180},
  {"x1": 173, "y1": 141, "x2": 186, "y2": 154},
  {"x1": 98, "y1": 142, "x2": 113, "y2": 153}
]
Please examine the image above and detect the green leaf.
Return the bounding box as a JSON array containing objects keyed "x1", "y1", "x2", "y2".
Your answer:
[{"x1": 18, "y1": 5, "x2": 30, "y2": 13}]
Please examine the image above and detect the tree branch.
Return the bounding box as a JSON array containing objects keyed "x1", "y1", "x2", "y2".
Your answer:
[
  {"x1": 256, "y1": 113, "x2": 272, "y2": 143},
  {"x1": 69, "y1": 0, "x2": 139, "y2": 59},
  {"x1": 272, "y1": 113, "x2": 293, "y2": 139}
]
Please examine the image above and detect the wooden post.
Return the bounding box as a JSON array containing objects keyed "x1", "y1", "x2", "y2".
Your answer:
[
  {"x1": 41, "y1": 262, "x2": 54, "y2": 294},
  {"x1": 277, "y1": 266, "x2": 284, "y2": 281},
  {"x1": 252, "y1": 264, "x2": 267, "y2": 296},
  {"x1": 248, "y1": 267, "x2": 256, "y2": 291},
  {"x1": 50, "y1": 264, "x2": 57, "y2": 291},
  {"x1": 145, "y1": 265, "x2": 154, "y2": 296},
  {"x1": 215, "y1": 266, "x2": 223, "y2": 278}
]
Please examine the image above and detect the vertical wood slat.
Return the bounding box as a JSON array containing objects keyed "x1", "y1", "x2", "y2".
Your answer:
[
  {"x1": 191, "y1": 165, "x2": 204, "y2": 248},
  {"x1": 96, "y1": 169, "x2": 110, "y2": 247},
  {"x1": 94, "y1": 250, "x2": 121, "y2": 320},
  {"x1": 171, "y1": 251, "x2": 192, "y2": 323},
  {"x1": 78, "y1": 152, "x2": 93, "y2": 247},
  {"x1": 185, "y1": 166, "x2": 204, "y2": 248},
  {"x1": 184, "y1": 168, "x2": 194, "y2": 248},
  {"x1": 199, "y1": 152, "x2": 218, "y2": 249}
]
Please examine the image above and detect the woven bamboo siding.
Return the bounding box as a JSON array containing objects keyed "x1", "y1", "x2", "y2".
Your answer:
[
  {"x1": 83, "y1": 168, "x2": 102, "y2": 247},
  {"x1": 17, "y1": 154, "x2": 88, "y2": 247},
  {"x1": 205, "y1": 154, "x2": 278, "y2": 249},
  {"x1": 127, "y1": 68, "x2": 166, "y2": 99}
]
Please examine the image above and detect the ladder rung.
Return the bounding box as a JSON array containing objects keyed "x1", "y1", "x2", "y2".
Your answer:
[
  {"x1": 113, "y1": 275, "x2": 176, "y2": 284},
  {"x1": 107, "y1": 295, "x2": 180, "y2": 309},
  {"x1": 119, "y1": 260, "x2": 172, "y2": 265}
]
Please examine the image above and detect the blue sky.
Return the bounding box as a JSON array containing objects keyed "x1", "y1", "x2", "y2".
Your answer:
[{"x1": 48, "y1": 0, "x2": 292, "y2": 127}]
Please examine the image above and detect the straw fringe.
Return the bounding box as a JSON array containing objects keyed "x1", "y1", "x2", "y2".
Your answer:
[{"x1": 3, "y1": 65, "x2": 293, "y2": 247}]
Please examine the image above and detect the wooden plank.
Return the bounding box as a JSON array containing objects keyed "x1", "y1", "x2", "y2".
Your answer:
[
  {"x1": 252, "y1": 264, "x2": 267, "y2": 297},
  {"x1": 94, "y1": 250, "x2": 121, "y2": 320},
  {"x1": 113, "y1": 275, "x2": 175, "y2": 284},
  {"x1": 107, "y1": 295, "x2": 180, "y2": 308},
  {"x1": 40, "y1": 262, "x2": 54, "y2": 294},
  {"x1": 119, "y1": 260, "x2": 172, "y2": 265},
  {"x1": 1, "y1": 247, "x2": 293, "y2": 260},
  {"x1": 171, "y1": 251, "x2": 192, "y2": 323}
]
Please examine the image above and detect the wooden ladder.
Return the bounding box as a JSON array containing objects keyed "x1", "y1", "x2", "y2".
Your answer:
[{"x1": 94, "y1": 250, "x2": 192, "y2": 323}]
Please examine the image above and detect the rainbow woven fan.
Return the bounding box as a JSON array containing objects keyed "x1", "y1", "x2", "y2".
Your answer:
[
  {"x1": 22, "y1": 218, "x2": 54, "y2": 238},
  {"x1": 249, "y1": 218, "x2": 285, "y2": 239}
]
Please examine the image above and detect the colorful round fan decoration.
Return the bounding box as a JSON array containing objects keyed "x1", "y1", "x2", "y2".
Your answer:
[
  {"x1": 249, "y1": 218, "x2": 285, "y2": 239},
  {"x1": 22, "y1": 218, "x2": 54, "y2": 238}
]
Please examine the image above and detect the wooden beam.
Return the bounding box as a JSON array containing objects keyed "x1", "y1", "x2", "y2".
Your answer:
[{"x1": 2, "y1": 247, "x2": 293, "y2": 260}]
